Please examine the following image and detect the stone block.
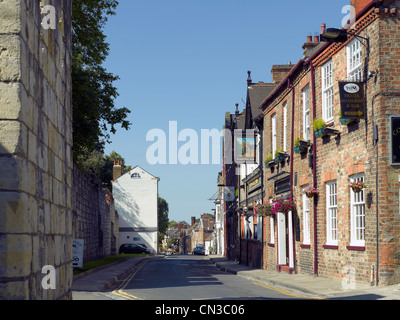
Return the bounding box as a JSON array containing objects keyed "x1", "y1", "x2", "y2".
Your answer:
[
  {"x1": 0, "y1": 234, "x2": 32, "y2": 278},
  {"x1": 0, "y1": 120, "x2": 27, "y2": 157}
]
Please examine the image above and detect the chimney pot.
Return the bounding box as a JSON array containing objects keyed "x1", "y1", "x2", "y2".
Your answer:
[
  {"x1": 307, "y1": 35, "x2": 313, "y2": 42},
  {"x1": 321, "y1": 23, "x2": 326, "y2": 35}
]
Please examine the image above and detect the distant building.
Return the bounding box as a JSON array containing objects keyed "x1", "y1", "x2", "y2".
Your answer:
[{"x1": 112, "y1": 161, "x2": 159, "y2": 254}]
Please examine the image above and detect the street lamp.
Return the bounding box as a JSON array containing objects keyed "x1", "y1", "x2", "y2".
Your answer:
[{"x1": 321, "y1": 28, "x2": 369, "y2": 46}]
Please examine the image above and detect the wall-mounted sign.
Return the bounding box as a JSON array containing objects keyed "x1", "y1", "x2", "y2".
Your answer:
[
  {"x1": 223, "y1": 186, "x2": 235, "y2": 202},
  {"x1": 72, "y1": 239, "x2": 84, "y2": 268},
  {"x1": 390, "y1": 116, "x2": 400, "y2": 165},
  {"x1": 339, "y1": 82, "x2": 366, "y2": 119},
  {"x1": 234, "y1": 130, "x2": 256, "y2": 163}
]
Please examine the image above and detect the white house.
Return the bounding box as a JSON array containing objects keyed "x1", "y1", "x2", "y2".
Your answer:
[{"x1": 112, "y1": 162, "x2": 159, "y2": 254}]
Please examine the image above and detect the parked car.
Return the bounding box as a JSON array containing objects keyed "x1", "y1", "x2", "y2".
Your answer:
[
  {"x1": 119, "y1": 243, "x2": 150, "y2": 254},
  {"x1": 192, "y1": 246, "x2": 205, "y2": 255}
]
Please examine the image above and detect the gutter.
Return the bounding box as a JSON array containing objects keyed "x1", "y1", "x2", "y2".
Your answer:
[{"x1": 310, "y1": 61, "x2": 318, "y2": 277}]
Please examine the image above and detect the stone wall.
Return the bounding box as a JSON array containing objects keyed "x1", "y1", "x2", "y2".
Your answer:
[
  {"x1": 72, "y1": 165, "x2": 119, "y2": 263},
  {"x1": 0, "y1": 0, "x2": 73, "y2": 299}
]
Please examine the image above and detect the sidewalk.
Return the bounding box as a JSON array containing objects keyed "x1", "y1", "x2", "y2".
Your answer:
[
  {"x1": 208, "y1": 255, "x2": 400, "y2": 300},
  {"x1": 71, "y1": 256, "x2": 159, "y2": 292}
]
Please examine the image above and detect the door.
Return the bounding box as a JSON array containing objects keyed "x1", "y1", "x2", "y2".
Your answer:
[{"x1": 277, "y1": 212, "x2": 287, "y2": 265}]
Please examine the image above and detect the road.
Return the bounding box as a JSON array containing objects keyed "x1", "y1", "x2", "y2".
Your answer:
[{"x1": 73, "y1": 255, "x2": 318, "y2": 301}]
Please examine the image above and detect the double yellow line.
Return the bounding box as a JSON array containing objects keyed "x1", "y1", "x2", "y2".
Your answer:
[
  {"x1": 252, "y1": 281, "x2": 325, "y2": 300},
  {"x1": 110, "y1": 262, "x2": 146, "y2": 300}
]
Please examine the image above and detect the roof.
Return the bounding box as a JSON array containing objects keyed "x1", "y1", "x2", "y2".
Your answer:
[{"x1": 248, "y1": 82, "x2": 276, "y2": 119}]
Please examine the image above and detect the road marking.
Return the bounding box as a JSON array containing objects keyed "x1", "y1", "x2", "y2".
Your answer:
[
  {"x1": 110, "y1": 262, "x2": 146, "y2": 300},
  {"x1": 252, "y1": 281, "x2": 325, "y2": 300}
]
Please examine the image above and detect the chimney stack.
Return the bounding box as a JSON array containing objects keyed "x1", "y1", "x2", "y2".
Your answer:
[
  {"x1": 350, "y1": 0, "x2": 373, "y2": 17},
  {"x1": 191, "y1": 217, "x2": 196, "y2": 226},
  {"x1": 321, "y1": 23, "x2": 326, "y2": 35},
  {"x1": 113, "y1": 160, "x2": 123, "y2": 180}
]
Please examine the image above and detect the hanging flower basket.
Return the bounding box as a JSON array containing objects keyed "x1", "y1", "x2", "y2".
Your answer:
[
  {"x1": 271, "y1": 198, "x2": 297, "y2": 215},
  {"x1": 350, "y1": 181, "x2": 366, "y2": 193},
  {"x1": 302, "y1": 186, "x2": 319, "y2": 198},
  {"x1": 255, "y1": 203, "x2": 274, "y2": 217}
]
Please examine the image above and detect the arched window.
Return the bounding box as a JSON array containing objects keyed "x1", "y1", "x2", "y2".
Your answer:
[{"x1": 131, "y1": 173, "x2": 141, "y2": 179}]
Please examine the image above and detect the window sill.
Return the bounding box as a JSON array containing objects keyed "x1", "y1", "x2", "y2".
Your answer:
[
  {"x1": 323, "y1": 244, "x2": 339, "y2": 250},
  {"x1": 267, "y1": 242, "x2": 275, "y2": 247},
  {"x1": 300, "y1": 244, "x2": 311, "y2": 249},
  {"x1": 346, "y1": 245, "x2": 365, "y2": 251}
]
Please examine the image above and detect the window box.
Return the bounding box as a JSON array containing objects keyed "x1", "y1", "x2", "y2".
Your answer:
[
  {"x1": 266, "y1": 160, "x2": 275, "y2": 168},
  {"x1": 294, "y1": 145, "x2": 307, "y2": 154},
  {"x1": 315, "y1": 127, "x2": 339, "y2": 138},
  {"x1": 275, "y1": 152, "x2": 287, "y2": 164},
  {"x1": 340, "y1": 118, "x2": 357, "y2": 125}
]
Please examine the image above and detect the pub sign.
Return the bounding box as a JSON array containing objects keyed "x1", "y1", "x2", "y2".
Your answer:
[
  {"x1": 390, "y1": 116, "x2": 400, "y2": 165},
  {"x1": 234, "y1": 130, "x2": 256, "y2": 164},
  {"x1": 339, "y1": 82, "x2": 366, "y2": 119}
]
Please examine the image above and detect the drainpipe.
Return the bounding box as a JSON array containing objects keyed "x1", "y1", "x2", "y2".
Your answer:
[
  {"x1": 310, "y1": 61, "x2": 318, "y2": 277},
  {"x1": 288, "y1": 78, "x2": 296, "y2": 272}
]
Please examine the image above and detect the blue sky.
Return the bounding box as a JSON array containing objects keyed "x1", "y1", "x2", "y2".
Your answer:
[{"x1": 103, "y1": 0, "x2": 350, "y2": 223}]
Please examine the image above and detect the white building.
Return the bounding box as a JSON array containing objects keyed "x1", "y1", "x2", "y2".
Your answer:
[{"x1": 112, "y1": 162, "x2": 159, "y2": 254}]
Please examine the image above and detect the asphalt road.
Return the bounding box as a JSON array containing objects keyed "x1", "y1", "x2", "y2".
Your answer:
[{"x1": 73, "y1": 255, "x2": 315, "y2": 301}]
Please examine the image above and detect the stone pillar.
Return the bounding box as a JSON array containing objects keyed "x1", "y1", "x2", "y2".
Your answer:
[{"x1": 0, "y1": 0, "x2": 72, "y2": 300}]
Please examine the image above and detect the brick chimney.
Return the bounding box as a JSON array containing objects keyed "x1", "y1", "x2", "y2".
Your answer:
[
  {"x1": 113, "y1": 160, "x2": 123, "y2": 180},
  {"x1": 191, "y1": 217, "x2": 196, "y2": 226},
  {"x1": 350, "y1": 0, "x2": 373, "y2": 17},
  {"x1": 271, "y1": 63, "x2": 295, "y2": 84}
]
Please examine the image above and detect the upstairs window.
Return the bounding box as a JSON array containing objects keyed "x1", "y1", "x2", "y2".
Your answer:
[
  {"x1": 322, "y1": 60, "x2": 334, "y2": 123},
  {"x1": 347, "y1": 39, "x2": 363, "y2": 82},
  {"x1": 302, "y1": 85, "x2": 310, "y2": 141},
  {"x1": 283, "y1": 103, "x2": 287, "y2": 152},
  {"x1": 271, "y1": 114, "x2": 277, "y2": 156},
  {"x1": 131, "y1": 173, "x2": 141, "y2": 179}
]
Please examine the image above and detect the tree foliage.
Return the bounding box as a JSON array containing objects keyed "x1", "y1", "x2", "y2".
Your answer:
[
  {"x1": 72, "y1": 0, "x2": 131, "y2": 162},
  {"x1": 158, "y1": 197, "x2": 169, "y2": 236}
]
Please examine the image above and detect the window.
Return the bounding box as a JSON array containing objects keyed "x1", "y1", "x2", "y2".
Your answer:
[
  {"x1": 347, "y1": 39, "x2": 363, "y2": 82},
  {"x1": 326, "y1": 181, "x2": 338, "y2": 245},
  {"x1": 283, "y1": 103, "x2": 287, "y2": 152},
  {"x1": 302, "y1": 190, "x2": 310, "y2": 245},
  {"x1": 302, "y1": 85, "x2": 310, "y2": 140},
  {"x1": 322, "y1": 60, "x2": 334, "y2": 122},
  {"x1": 131, "y1": 173, "x2": 141, "y2": 179},
  {"x1": 272, "y1": 114, "x2": 277, "y2": 156},
  {"x1": 350, "y1": 174, "x2": 365, "y2": 247}
]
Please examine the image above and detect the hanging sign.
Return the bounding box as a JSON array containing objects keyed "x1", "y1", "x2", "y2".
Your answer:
[
  {"x1": 223, "y1": 186, "x2": 235, "y2": 202},
  {"x1": 390, "y1": 116, "x2": 400, "y2": 165},
  {"x1": 339, "y1": 82, "x2": 366, "y2": 119},
  {"x1": 234, "y1": 130, "x2": 256, "y2": 163}
]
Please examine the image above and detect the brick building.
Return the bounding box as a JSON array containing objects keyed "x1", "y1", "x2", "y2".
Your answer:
[{"x1": 259, "y1": 0, "x2": 400, "y2": 285}]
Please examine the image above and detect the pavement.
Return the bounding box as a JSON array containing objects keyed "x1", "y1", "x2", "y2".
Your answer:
[
  {"x1": 70, "y1": 254, "x2": 400, "y2": 300},
  {"x1": 208, "y1": 255, "x2": 400, "y2": 300}
]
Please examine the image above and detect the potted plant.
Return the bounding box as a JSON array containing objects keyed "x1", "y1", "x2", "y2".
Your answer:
[
  {"x1": 313, "y1": 118, "x2": 339, "y2": 138},
  {"x1": 350, "y1": 180, "x2": 366, "y2": 193},
  {"x1": 302, "y1": 186, "x2": 319, "y2": 198},
  {"x1": 265, "y1": 155, "x2": 275, "y2": 168},
  {"x1": 294, "y1": 137, "x2": 308, "y2": 154},
  {"x1": 274, "y1": 148, "x2": 286, "y2": 163}
]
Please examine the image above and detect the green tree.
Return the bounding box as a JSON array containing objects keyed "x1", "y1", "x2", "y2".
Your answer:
[
  {"x1": 158, "y1": 197, "x2": 169, "y2": 237},
  {"x1": 76, "y1": 149, "x2": 131, "y2": 190},
  {"x1": 72, "y1": 0, "x2": 131, "y2": 162}
]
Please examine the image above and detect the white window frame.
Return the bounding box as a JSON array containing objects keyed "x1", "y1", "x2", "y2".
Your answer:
[
  {"x1": 270, "y1": 216, "x2": 275, "y2": 244},
  {"x1": 283, "y1": 103, "x2": 287, "y2": 152},
  {"x1": 350, "y1": 174, "x2": 365, "y2": 247},
  {"x1": 326, "y1": 181, "x2": 338, "y2": 246},
  {"x1": 347, "y1": 39, "x2": 363, "y2": 82},
  {"x1": 302, "y1": 190, "x2": 310, "y2": 245},
  {"x1": 272, "y1": 114, "x2": 277, "y2": 156},
  {"x1": 322, "y1": 60, "x2": 334, "y2": 123},
  {"x1": 302, "y1": 85, "x2": 310, "y2": 141}
]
